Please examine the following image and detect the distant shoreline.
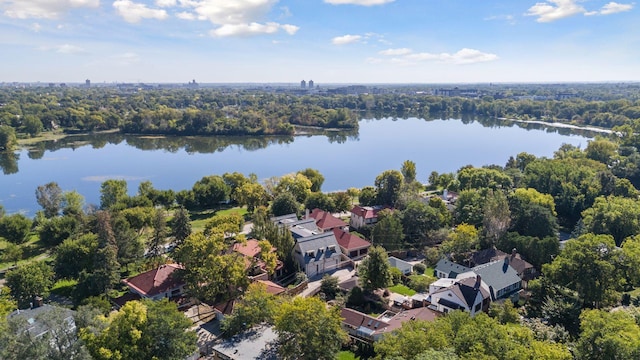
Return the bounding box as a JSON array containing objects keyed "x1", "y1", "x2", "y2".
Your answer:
[{"x1": 498, "y1": 118, "x2": 614, "y2": 135}]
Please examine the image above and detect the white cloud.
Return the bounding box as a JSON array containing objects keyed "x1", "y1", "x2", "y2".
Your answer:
[
  {"x1": 31, "y1": 22, "x2": 42, "y2": 32},
  {"x1": 526, "y1": 0, "x2": 585, "y2": 22},
  {"x1": 210, "y1": 22, "x2": 299, "y2": 37},
  {"x1": 38, "y1": 44, "x2": 86, "y2": 54},
  {"x1": 324, "y1": 0, "x2": 394, "y2": 5},
  {"x1": 155, "y1": 0, "x2": 176, "y2": 7},
  {"x1": 484, "y1": 14, "x2": 516, "y2": 24},
  {"x1": 332, "y1": 34, "x2": 362, "y2": 45},
  {"x1": 379, "y1": 48, "x2": 412, "y2": 56},
  {"x1": 113, "y1": 0, "x2": 168, "y2": 23},
  {"x1": 176, "y1": 11, "x2": 196, "y2": 20},
  {"x1": 112, "y1": 52, "x2": 140, "y2": 65},
  {"x1": 597, "y1": 2, "x2": 634, "y2": 15},
  {"x1": 3, "y1": 0, "x2": 99, "y2": 19}
]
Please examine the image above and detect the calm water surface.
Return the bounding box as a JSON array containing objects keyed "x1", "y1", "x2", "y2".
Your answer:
[{"x1": 0, "y1": 118, "x2": 594, "y2": 215}]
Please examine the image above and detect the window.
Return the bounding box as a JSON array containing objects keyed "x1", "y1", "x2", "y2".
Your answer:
[{"x1": 474, "y1": 303, "x2": 481, "y2": 312}]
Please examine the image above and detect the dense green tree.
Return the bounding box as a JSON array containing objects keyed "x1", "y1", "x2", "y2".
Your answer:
[
  {"x1": 510, "y1": 204, "x2": 558, "y2": 239},
  {"x1": 621, "y1": 235, "x2": 640, "y2": 286},
  {"x1": 275, "y1": 173, "x2": 312, "y2": 203},
  {"x1": 497, "y1": 232, "x2": 559, "y2": 269},
  {"x1": 234, "y1": 181, "x2": 269, "y2": 212},
  {"x1": 5, "y1": 261, "x2": 54, "y2": 308},
  {"x1": 482, "y1": 189, "x2": 511, "y2": 247},
  {"x1": 358, "y1": 186, "x2": 377, "y2": 206},
  {"x1": 35, "y1": 182, "x2": 63, "y2": 218},
  {"x1": 457, "y1": 167, "x2": 513, "y2": 191},
  {"x1": 61, "y1": 190, "x2": 85, "y2": 216},
  {"x1": 148, "y1": 209, "x2": 167, "y2": 259},
  {"x1": 329, "y1": 191, "x2": 351, "y2": 212},
  {"x1": 375, "y1": 169, "x2": 404, "y2": 206},
  {"x1": 221, "y1": 282, "x2": 280, "y2": 336},
  {"x1": 54, "y1": 233, "x2": 99, "y2": 279},
  {"x1": 1, "y1": 242, "x2": 22, "y2": 266},
  {"x1": 371, "y1": 209, "x2": 404, "y2": 250},
  {"x1": 304, "y1": 192, "x2": 335, "y2": 212},
  {"x1": 111, "y1": 214, "x2": 143, "y2": 269},
  {"x1": 38, "y1": 215, "x2": 79, "y2": 246},
  {"x1": 585, "y1": 137, "x2": 618, "y2": 164},
  {"x1": 401, "y1": 160, "x2": 417, "y2": 183},
  {"x1": 453, "y1": 189, "x2": 484, "y2": 227},
  {"x1": 274, "y1": 297, "x2": 347, "y2": 360},
  {"x1": 576, "y1": 309, "x2": 640, "y2": 360},
  {"x1": 582, "y1": 195, "x2": 640, "y2": 246},
  {"x1": 358, "y1": 245, "x2": 392, "y2": 292},
  {"x1": 21, "y1": 115, "x2": 44, "y2": 136},
  {"x1": 99, "y1": 179, "x2": 128, "y2": 209},
  {"x1": 80, "y1": 299, "x2": 197, "y2": 360},
  {"x1": 271, "y1": 191, "x2": 300, "y2": 217},
  {"x1": 0, "y1": 214, "x2": 32, "y2": 244},
  {"x1": 543, "y1": 233, "x2": 621, "y2": 308},
  {"x1": 320, "y1": 275, "x2": 340, "y2": 300},
  {"x1": 191, "y1": 175, "x2": 230, "y2": 208},
  {"x1": 401, "y1": 201, "x2": 445, "y2": 245},
  {"x1": 297, "y1": 168, "x2": 325, "y2": 192},
  {"x1": 0, "y1": 125, "x2": 17, "y2": 151},
  {"x1": 170, "y1": 206, "x2": 191, "y2": 245},
  {"x1": 173, "y1": 232, "x2": 248, "y2": 303},
  {"x1": 440, "y1": 224, "x2": 479, "y2": 263}
]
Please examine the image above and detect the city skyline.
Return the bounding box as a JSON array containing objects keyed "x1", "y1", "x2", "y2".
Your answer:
[{"x1": 0, "y1": 0, "x2": 637, "y2": 83}]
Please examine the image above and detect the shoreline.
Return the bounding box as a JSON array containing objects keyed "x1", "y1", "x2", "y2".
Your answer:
[{"x1": 498, "y1": 118, "x2": 614, "y2": 135}]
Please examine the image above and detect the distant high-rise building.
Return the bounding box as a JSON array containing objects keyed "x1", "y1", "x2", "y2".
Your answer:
[
  {"x1": 85, "y1": 79, "x2": 90, "y2": 87},
  {"x1": 308, "y1": 80, "x2": 314, "y2": 89},
  {"x1": 301, "y1": 80, "x2": 306, "y2": 88}
]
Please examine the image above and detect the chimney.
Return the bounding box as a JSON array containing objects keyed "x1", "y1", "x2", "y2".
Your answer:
[
  {"x1": 305, "y1": 208, "x2": 310, "y2": 219},
  {"x1": 474, "y1": 275, "x2": 481, "y2": 290},
  {"x1": 511, "y1": 248, "x2": 517, "y2": 259}
]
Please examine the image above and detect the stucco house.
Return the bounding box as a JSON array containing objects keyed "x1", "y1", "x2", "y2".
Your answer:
[
  {"x1": 292, "y1": 232, "x2": 349, "y2": 279},
  {"x1": 333, "y1": 228, "x2": 371, "y2": 260},
  {"x1": 121, "y1": 263, "x2": 186, "y2": 301},
  {"x1": 349, "y1": 205, "x2": 387, "y2": 229}
]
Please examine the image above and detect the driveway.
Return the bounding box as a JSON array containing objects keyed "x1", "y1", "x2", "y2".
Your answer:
[{"x1": 300, "y1": 267, "x2": 356, "y2": 297}]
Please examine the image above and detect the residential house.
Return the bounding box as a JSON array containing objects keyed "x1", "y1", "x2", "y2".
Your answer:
[
  {"x1": 7, "y1": 304, "x2": 75, "y2": 339},
  {"x1": 341, "y1": 306, "x2": 440, "y2": 344},
  {"x1": 270, "y1": 213, "x2": 298, "y2": 226},
  {"x1": 306, "y1": 208, "x2": 348, "y2": 232},
  {"x1": 426, "y1": 274, "x2": 491, "y2": 316},
  {"x1": 211, "y1": 324, "x2": 278, "y2": 360},
  {"x1": 466, "y1": 258, "x2": 522, "y2": 301},
  {"x1": 349, "y1": 205, "x2": 387, "y2": 229},
  {"x1": 333, "y1": 228, "x2": 371, "y2": 260},
  {"x1": 232, "y1": 239, "x2": 284, "y2": 280},
  {"x1": 471, "y1": 247, "x2": 537, "y2": 286},
  {"x1": 292, "y1": 232, "x2": 349, "y2": 279},
  {"x1": 287, "y1": 218, "x2": 322, "y2": 239},
  {"x1": 121, "y1": 263, "x2": 186, "y2": 301},
  {"x1": 388, "y1": 256, "x2": 413, "y2": 275},
  {"x1": 434, "y1": 259, "x2": 471, "y2": 279}
]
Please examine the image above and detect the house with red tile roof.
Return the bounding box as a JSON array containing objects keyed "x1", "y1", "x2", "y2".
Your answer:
[
  {"x1": 232, "y1": 239, "x2": 284, "y2": 280},
  {"x1": 349, "y1": 205, "x2": 387, "y2": 229},
  {"x1": 332, "y1": 228, "x2": 371, "y2": 260},
  {"x1": 306, "y1": 208, "x2": 348, "y2": 232},
  {"x1": 121, "y1": 263, "x2": 185, "y2": 301}
]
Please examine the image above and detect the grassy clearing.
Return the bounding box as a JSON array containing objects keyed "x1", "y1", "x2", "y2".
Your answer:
[
  {"x1": 0, "y1": 235, "x2": 52, "y2": 271},
  {"x1": 388, "y1": 284, "x2": 417, "y2": 296},
  {"x1": 336, "y1": 351, "x2": 360, "y2": 360},
  {"x1": 189, "y1": 206, "x2": 249, "y2": 233},
  {"x1": 51, "y1": 278, "x2": 78, "y2": 297}
]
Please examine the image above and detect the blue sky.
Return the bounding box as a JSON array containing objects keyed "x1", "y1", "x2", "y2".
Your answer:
[{"x1": 0, "y1": 0, "x2": 637, "y2": 83}]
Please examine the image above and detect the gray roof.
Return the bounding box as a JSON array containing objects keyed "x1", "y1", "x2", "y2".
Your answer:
[
  {"x1": 212, "y1": 325, "x2": 278, "y2": 360},
  {"x1": 287, "y1": 218, "x2": 321, "y2": 239},
  {"x1": 472, "y1": 259, "x2": 521, "y2": 296},
  {"x1": 388, "y1": 257, "x2": 413, "y2": 272},
  {"x1": 435, "y1": 259, "x2": 470, "y2": 278},
  {"x1": 8, "y1": 304, "x2": 75, "y2": 338},
  {"x1": 271, "y1": 213, "x2": 298, "y2": 225},
  {"x1": 295, "y1": 232, "x2": 343, "y2": 264}
]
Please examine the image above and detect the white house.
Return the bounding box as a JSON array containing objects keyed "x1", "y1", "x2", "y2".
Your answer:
[
  {"x1": 426, "y1": 274, "x2": 491, "y2": 316},
  {"x1": 292, "y1": 232, "x2": 349, "y2": 279}
]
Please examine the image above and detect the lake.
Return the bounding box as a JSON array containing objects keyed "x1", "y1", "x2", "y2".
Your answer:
[{"x1": 0, "y1": 117, "x2": 597, "y2": 216}]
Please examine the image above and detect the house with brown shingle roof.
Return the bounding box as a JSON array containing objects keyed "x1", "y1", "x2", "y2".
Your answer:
[
  {"x1": 121, "y1": 263, "x2": 185, "y2": 301},
  {"x1": 341, "y1": 306, "x2": 441, "y2": 343},
  {"x1": 306, "y1": 208, "x2": 348, "y2": 232},
  {"x1": 332, "y1": 228, "x2": 371, "y2": 260}
]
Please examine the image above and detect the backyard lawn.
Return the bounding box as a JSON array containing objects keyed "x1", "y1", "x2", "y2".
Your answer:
[{"x1": 388, "y1": 284, "x2": 417, "y2": 296}]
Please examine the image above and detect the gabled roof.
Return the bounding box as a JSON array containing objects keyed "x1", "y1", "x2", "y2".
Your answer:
[
  {"x1": 288, "y1": 218, "x2": 321, "y2": 239},
  {"x1": 271, "y1": 213, "x2": 298, "y2": 225},
  {"x1": 122, "y1": 263, "x2": 184, "y2": 298},
  {"x1": 295, "y1": 232, "x2": 343, "y2": 263},
  {"x1": 307, "y1": 208, "x2": 348, "y2": 231},
  {"x1": 233, "y1": 239, "x2": 262, "y2": 258},
  {"x1": 471, "y1": 259, "x2": 521, "y2": 294},
  {"x1": 471, "y1": 247, "x2": 508, "y2": 266},
  {"x1": 388, "y1": 257, "x2": 413, "y2": 272},
  {"x1": 350, "y1": 205, "x2": 386, "y2": 219},
  {"x1": 333, "y1": 228, "x2": 371, "y2": 251},
  {"x1": 435, "y1": 259, "x2": 470, "y2": 277},
  {"x1": 256, "y1": 280, "x2": 286, "y2": 296},
  {"x1": 384, "y1": 307, "x2": 440, "y2": 333},
  {"x1": 8, "y1": 305, "x2": 75, "y2": 338},
  {"x1": 454, "y1": 276, "x2": 491, "y2": 308},
  {"x1": 340, "y1": 308, "x2": 390, "y2": 333}
]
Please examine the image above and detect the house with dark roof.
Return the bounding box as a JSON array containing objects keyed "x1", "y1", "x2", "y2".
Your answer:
[
  {"x1": 7, "y1": 304, "x2": 76, "y2": 339},
  {"x1": 306, "y1": 208, "x2": 348, "y2": 232},
  {"x1": 434, "y1": 258, "x2": 471, "y2": 279},
  {"x1": 466, "y1": 258, "x2": 522, "y2": 301},
  {"x1": 292, "y1": 232, "x2": 350, "y2": 278},
  {"x1": 333, "y1": 228, "x2": 371, "y2": 260},
  {"x1": 471, "y1": 247, "x2": 537, "y2": 285},
  {"x1": 121, "y1": 263, "x2": 185, "y2": 301},
  {"x1": 341, "y1": 306, "x2": 441, "y2": 343},
  {"x1": 349, "y1": 205, "x2": 387, "y2": 229},
  {"x1": 426, "y1": 274, "x2": 491, "y2": 316}
]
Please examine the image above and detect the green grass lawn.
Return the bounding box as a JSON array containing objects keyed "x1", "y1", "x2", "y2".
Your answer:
[
  {"x1": 0, "y1": 235, "x2": 52, "y2": 271},
  {"x1": 336, "y1": 351, "x2": 360, "y2": 360},
  {"x1": 190, "y1": 206, "x2": 249, "y2": 233},
  {"x1": 388, "y1": 284, "x2": 417, "y2": 296}
]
